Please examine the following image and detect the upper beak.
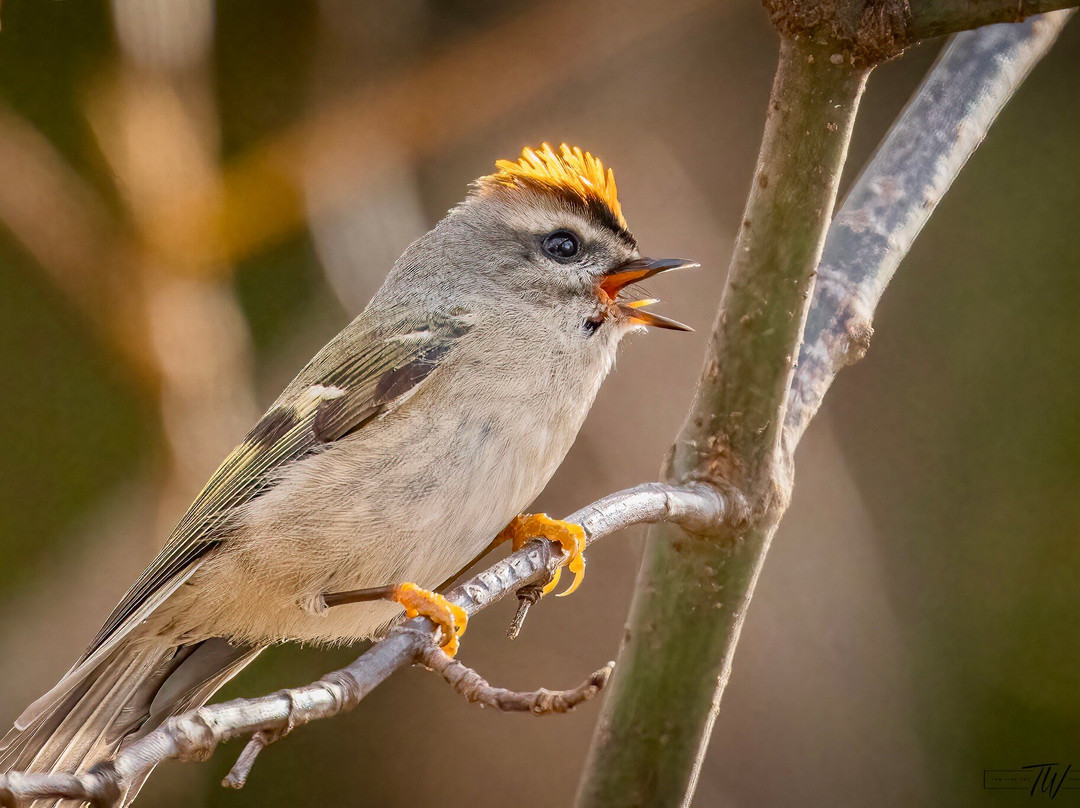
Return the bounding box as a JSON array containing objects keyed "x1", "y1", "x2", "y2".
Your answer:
[
  {"x1": 600, "y1": 257, "x2": 698, "y2": 332},
  {"x1": 600, "y1": 257, "x2": 698, "y2": 298}
]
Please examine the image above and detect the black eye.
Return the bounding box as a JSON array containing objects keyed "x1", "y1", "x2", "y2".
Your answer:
[{"x1": 542, "y1": 230, "x2": 579, "y2": 260}]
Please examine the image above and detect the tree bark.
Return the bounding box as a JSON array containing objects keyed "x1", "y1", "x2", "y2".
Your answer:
[{"x1": 576, "y1": 35, "x2": 870, "y2": 808}]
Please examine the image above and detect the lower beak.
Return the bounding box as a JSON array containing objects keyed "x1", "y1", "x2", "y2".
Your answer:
[
  {"x1": 617, "y1": 300, "x2": 694, "y2": 331},
  {"x1": 601, "y1": 257, "x2": 698, "y2": 332}
]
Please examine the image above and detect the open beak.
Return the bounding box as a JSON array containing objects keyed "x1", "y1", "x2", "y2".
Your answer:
[{"x1": 600, "y1": 257, "x2": 698, "y2": 332}]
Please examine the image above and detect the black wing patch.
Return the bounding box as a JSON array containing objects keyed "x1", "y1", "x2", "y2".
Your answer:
[
  {"x1": 374, "y1": 340, "x2": 454, "y2": 402},
  {"x1": 249, "y1": 407, "x2": 296, "y2": 446},
  {"x1": 312, "y1": 338, "x2": 458, "y2": 442}
]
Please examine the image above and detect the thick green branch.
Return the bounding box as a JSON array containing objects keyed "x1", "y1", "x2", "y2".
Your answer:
[
  {"x1": 909, "y1": 0, "x2": 1074, "y2": 41},
  {"x1": 575, "y1": 36, "x2": 868, "y2": 808}
]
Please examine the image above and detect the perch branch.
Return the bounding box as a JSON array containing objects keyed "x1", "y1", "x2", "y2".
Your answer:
[
  {"x1": 219, "y1": 651, "x2": 612, "y2": 791},
  {"x1": 0, "y1": 482, "x2": 728, "y2": 807}
]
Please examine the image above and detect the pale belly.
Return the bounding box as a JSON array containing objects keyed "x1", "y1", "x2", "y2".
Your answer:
[{"x1": 158, "y1": 379, "x2": 587, "y2": 646}]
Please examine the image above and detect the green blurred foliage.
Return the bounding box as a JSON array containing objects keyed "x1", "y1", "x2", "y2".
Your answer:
[
  {"x1": 0, "y1": 0, "x2": 151, "y2": 591},
  {"x1": 0, "y1": 250, "x2": 152, "y2": 591},
  {"x1": 214, "y1": 0, "x2": 318, "y2": 159},
  {"x1": 0, "y1": 1, "x2": 117, "y2": 203},
  {"x1": 233, "y1": 235, "x2": 329, "y2": 355}
]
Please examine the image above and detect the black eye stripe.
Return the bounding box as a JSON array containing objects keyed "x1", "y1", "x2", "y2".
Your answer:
[{"x1": 542, "y1": 230, "x2": 580, "y2": 260}]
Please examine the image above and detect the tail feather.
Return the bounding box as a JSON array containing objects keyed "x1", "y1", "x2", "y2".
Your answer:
[
  {"x1": 14, "y1": 571, "x2": 198, "y2": 735},
  {"x1": 1, "y1": 637, "x2": 260, "y2": 808}
]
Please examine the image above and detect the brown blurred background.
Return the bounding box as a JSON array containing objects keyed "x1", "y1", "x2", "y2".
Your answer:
[{"x1": 0, "y1": 1, "x2": 1078, "y2": 805}]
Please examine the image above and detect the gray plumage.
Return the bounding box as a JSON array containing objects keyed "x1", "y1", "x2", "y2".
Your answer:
[{"x1": 1, "y1": 160, "x2": 688, "y2": 805}]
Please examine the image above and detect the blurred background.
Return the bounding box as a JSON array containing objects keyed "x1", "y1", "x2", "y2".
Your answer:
[{"x1": 0, "y1": 1, "x2": 1077, "y2": 805}]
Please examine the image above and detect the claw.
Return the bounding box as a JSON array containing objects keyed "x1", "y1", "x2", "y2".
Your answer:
[
  {"x1": 393, "y1": 582, "x2": 468, "y2": 657},
  {"x1": 558, "y1": 552, "x2": 586, "y2": 598},
  {"x1": 499, "y1": 513, "x2": 587, "y2": 597},
  {"x1": 541, "y1": 565, "x2": 562, "y2": 596}
]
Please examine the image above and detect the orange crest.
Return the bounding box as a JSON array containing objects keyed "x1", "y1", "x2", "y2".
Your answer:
[{"x1": 479, "y1": 143, "x2": 627, "y2": 231}]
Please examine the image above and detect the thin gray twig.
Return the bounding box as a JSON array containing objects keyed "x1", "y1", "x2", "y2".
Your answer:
[
  {"x1": 416, "y1": 645, "x2": 614, "y2": 714},
  {"x1": 785, "y1": 10, "x2": 1073, "y2": 447}
]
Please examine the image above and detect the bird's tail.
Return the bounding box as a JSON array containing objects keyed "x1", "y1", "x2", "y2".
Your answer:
[{"x1": 0, "y1": 636, "x2": 259, "y2": 807}]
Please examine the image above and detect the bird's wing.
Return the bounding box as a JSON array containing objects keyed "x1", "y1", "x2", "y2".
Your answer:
[
  {"x1": 16, "y1": 312, "x2": 472, "y2": 730},
  {"x1": 96, "y1": 313, "x2": 473, "y2": 652}
]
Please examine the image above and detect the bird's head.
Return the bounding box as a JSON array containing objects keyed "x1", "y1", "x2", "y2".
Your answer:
[{"x1": 408, "y1": 143, "x2": 696, "y2": 344}]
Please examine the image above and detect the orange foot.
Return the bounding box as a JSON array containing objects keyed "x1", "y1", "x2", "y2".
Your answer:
[
  {"x1": 496, "y1": 513, "x2": 587, "y2": 597},
  {"x1": 394, "y1": 582, "x2": 468, "y2": 657}
]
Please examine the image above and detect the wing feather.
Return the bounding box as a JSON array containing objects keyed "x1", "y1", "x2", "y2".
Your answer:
[{"x1": 88, "y1": 314, "x2": 472, "y2": 656}]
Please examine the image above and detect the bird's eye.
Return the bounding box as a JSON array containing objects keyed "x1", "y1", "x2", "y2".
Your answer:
[{"x1": 542, "y1": 230, "x2": 580, "y2": 260}]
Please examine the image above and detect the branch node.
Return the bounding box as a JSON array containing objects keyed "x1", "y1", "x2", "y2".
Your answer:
[
  {"x1": 83, "y1": 764, "x2": 122, "y2": 808},
  {"x1": 317, "y1": 668, "x2": 362, "y2": 712},
  {"x1": 169, "y1": 710, "x2": 217, "y2": 763},
  {"x1": 762, "y1": 0, "x2": 912, "y2": 67},
  {"x1": 843, "y1": 316, "x2": 874, "y2": 365}
]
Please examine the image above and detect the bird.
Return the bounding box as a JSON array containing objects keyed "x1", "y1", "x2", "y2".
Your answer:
[{"x1": 0, "y1": 142, "x2": 695, "y2": 805}]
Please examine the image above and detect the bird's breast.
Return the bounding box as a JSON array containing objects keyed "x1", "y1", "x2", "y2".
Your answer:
[{"x1": 196, "y1": 328, "x2": 612, "y2": 645}]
